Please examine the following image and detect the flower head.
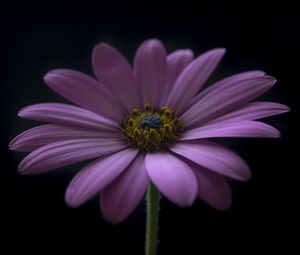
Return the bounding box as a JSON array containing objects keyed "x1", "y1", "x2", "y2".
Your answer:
[{"x1": 10, "y1": 39, "x2": 289, "y2": 224}]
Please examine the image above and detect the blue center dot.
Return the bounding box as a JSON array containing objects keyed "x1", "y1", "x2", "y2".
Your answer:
[{"x1": 140, "y1": 116, "x2": 162, "y2": 129}]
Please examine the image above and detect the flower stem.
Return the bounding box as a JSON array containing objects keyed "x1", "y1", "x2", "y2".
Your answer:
[{"x1": 145, "y1": 182, "x2": 160, "y2": 255}]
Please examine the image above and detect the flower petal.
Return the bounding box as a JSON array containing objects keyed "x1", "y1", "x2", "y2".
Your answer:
[
  {"x1": 166, "y1": 48, "x2": 226, "y2": 114},
  {"x1": 18, "y1": 103, "x2": 118, "y2": 131},
  {"x1": 182, "y1": 75, "x2": 276, "y2": 128},
  {"x1": 145, "y1": 152, "x2": 198, "y2": 207},
  {"x1": 65, "y1": 148, "x2": 138, "y2": 207},
  {"x1": 170, "y1": 141, "x2": 251, "y2": 181},
  {"x1": 160, "y1": 49, "x2": 194, "y2": 105},
  {"x1": 134, "y1": 39, "x2": 167, "y2": 106},
  {"x1": 187, "y1": 70, "x2": 265, "y2": 109},
  {"x1": 192, "y1": 164, "x2": 232, "y2": 210},
  {"x1": 9, "y1": 124, "x2": 117, "y2": 152},
  {"x1": 207, "y1": 102, "x2": 290, "y2": 124},
  {"x1": 44, "y1": 69, "x2": 125, "y2": 121},
  {"x1": 18, "y1": 139, "x2": 127, "y2": 174},
  {"x1": 100, "y1": 154, "x2": 149, "y2": 224},
  {"x1": 92, "y1": 43, "x2": 142, "y2": 111},
  {"x1": 181, "y1": 120, "x2": 280, "y2": 140}
]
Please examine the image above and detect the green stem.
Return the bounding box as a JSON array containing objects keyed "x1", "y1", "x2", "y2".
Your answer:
[{"x1": 145, "y1": 182, "x2": 160, "y2": 255}]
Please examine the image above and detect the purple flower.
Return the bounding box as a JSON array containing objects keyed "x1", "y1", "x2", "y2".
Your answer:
[{"x1": 10, "y1": 39, "x2": 289, "y2": 224}]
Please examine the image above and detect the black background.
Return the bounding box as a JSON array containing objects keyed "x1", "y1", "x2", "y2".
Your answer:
[{"x1": 1, "y1": 1, "x2": 299, "y2": 254}]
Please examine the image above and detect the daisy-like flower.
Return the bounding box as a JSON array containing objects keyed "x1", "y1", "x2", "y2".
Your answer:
[{"x1": 10, "y1": 39, "x2": 289, "y2": 224}]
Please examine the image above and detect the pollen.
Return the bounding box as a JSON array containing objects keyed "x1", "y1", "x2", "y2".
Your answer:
[{"x1": 121, "y1": 104, "x2": 183, "y2": 151}]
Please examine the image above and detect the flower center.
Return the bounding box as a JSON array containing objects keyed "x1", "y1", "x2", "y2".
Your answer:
[
  {"x1": 121, "y1": 103, "x2": 183, "y2": 151},
  {"x1": 140, "y1": 116, "x2": 162, "y2": 129}
]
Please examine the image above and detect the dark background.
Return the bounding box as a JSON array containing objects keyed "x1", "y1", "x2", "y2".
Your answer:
[{"x1": 1, "y1": 1, "x2": 299, "y2": 254}]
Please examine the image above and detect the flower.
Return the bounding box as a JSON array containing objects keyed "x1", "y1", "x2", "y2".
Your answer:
[{"x1": 10, "y1": 39, "x2": 289, "y2": 224}]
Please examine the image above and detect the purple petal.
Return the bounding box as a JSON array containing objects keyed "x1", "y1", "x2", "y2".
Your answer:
[
  {"x1": 207, "y1": 102, "x2": 290, "y2": 124},
  {"x1": 192, "y1": 164, "x2": 232, "y2": 210},
  {"x1": 92, "y1": 43, "x2": 142, "y2": 111},
  {"x1": 18, "y1": 103, "x2": 118, "y2": 131},
  {"x1": 181, "y1": 120, "x2": 280, "y2": 140},
  {"x1": 9, "y1": 124, "x2": 118, "y2": 152},
  {"x1": 18, "y1": 139, "x2": 127, "y2": 174},
  {"x1": 170, "y1": 141, "x2": 251, "y2": 181},
  {"x1": 187, "y1": 70, "x2": 265, "y2": 109},
  {"x1": 44, "y1": 69, "x2": 125, "y2": 121},
  {"x1": 145, "y1": 152, "x2": 198, "y2": 207},
  {"x1": 160, "y1": 49, "x2": 194, "y2": 105},
  {"x1": 182, "y1": 75, "x2": 276, "y2": 128},
  {"x1": 166, "y1": 48, "x2": 226, "y2": 114},
  {"x1": 100, "y1": 154, "x2": 149, "y2": 224},
  {"x1": 65, "y1": 148, "x2": 138, "y2": 207},
  {"x1": 134, "y1": 39, "x2": 167, "y2": 106}
]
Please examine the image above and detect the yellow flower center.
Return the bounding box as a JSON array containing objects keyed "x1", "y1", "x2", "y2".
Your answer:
[{"x1": 121, "y1": 103, "x2": 183, "y2": 151}]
